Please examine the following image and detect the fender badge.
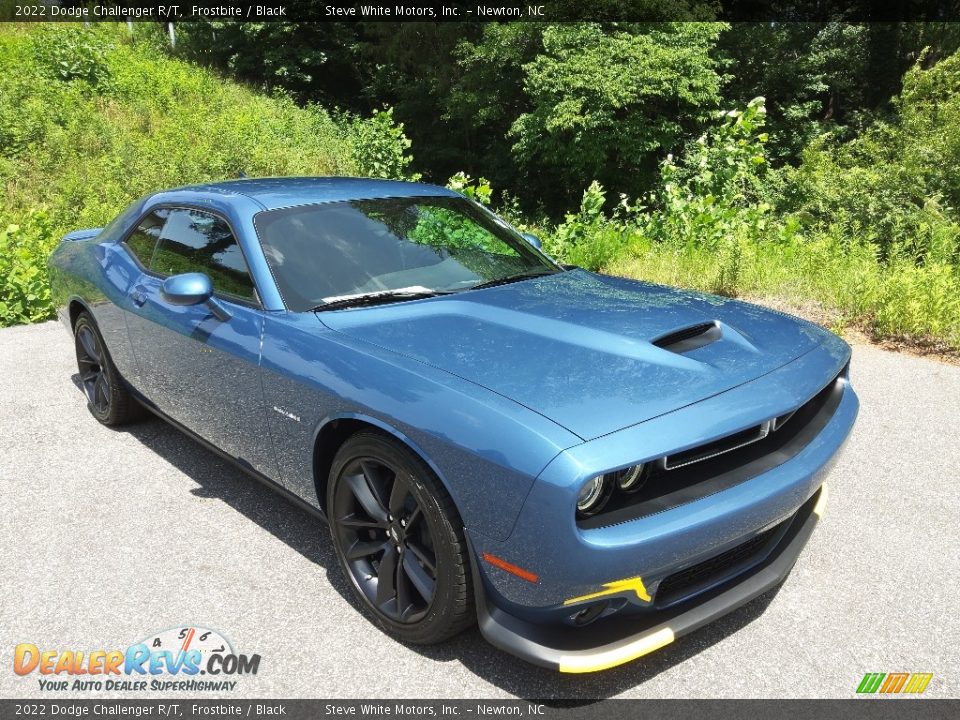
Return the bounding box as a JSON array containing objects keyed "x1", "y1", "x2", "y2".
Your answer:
[{"x1": 272, "y1": 406, "x2": 301, "y2": 422}]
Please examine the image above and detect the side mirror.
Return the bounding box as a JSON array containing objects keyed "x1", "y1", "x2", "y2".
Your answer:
[
  {"x1": 521, "y1": 232, "x2": 542, "y2": 250},
  {"x1": 161, "y1": 272, "x2": 213, "y2": 306},
  {"x1": 161, "y1": 273, "x2": 232, "y2": 321}
]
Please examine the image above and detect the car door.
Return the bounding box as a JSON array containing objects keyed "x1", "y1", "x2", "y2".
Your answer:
[{"x1": 123, "y1": 206, "x2": 276, "y2": 476}]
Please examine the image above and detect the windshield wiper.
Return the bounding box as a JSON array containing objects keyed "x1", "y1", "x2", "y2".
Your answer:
[
  {"x1": 468, "y1": 269, "x2": 557, "y2": 291},
  {"x1": 311, "y1": 288, "x2": 456, "y2": 312}
]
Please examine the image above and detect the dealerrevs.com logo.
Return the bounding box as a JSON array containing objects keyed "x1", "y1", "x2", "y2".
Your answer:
[{"x1": 13, "y1": 626, "x2": 261, "y2": 692}]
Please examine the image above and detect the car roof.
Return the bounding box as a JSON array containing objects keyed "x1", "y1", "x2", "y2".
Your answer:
[{"x1": 172, "y1": 176, "x2": 459, "y2": 211}]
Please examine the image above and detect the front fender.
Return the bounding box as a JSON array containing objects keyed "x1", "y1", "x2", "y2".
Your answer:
[{"x1": 259, "y1": 312, "x2": 582, "y2": 540}]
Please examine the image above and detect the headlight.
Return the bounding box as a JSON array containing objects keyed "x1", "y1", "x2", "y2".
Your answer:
[
  {"x1": 576, "y1": 475, "x2": 611, "y2": 516},
  {"x1": 613, "y1": 464, "x2": 646, "y2": 493}
]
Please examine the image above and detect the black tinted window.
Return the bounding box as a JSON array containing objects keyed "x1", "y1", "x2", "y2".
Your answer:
[
  {"x1": 150, "y1": 209, "x2": 256, "y2": 301},
  {"x1": 255, "y1": 197, "x2": 556, "y2": 311},
  {"x1": 124, "y1": 209, "x2": 167, "y2": 266}
]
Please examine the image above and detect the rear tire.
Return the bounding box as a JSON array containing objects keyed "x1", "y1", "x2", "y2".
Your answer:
[
  {"x1": 73, "y1": 312, "x2": 141, "y2": 426},
  {"x1": 327, "y1": 431, "x2": 474, "y2": 644}
]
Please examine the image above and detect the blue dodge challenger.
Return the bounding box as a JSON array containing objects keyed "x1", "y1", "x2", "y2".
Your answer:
[{"x1": 49, "y1": 178, "x2": 858, "y2": 672}]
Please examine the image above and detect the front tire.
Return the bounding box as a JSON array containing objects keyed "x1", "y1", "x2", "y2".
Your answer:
[
  {"x1": 327, "y1": 431, "x2": 474, "y2": 644},
  {"x1": 74, "y1": 312, "x2": 141, "y2": 426}
]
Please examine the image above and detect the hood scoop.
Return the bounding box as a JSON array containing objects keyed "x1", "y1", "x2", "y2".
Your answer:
[
  {"x1": 653, "y1": 321, "x2": 721, "y2": 354},
  {"x1": 321, "y1": 270, "x2": 823, "y2": 439}
]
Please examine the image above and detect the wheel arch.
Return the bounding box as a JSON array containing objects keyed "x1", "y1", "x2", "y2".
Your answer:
[
  {"x1": 67, "y1": 297, "x2": 94, "y2": 329},
  {"x1": 311, "y1": 412, "x2": 459, "y2": 519}
]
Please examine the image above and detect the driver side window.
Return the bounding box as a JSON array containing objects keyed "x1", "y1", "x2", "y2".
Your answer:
[{"x1": 149, "y1": 208, "x2": 257, "y2": 303}]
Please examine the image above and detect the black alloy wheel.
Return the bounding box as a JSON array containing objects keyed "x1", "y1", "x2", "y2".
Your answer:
[
  {"x1": 328, "y1": 432, "x2": 473, "y2": 644},
  {"x1": 73, "y1": 312, "x2": 141, "y2": 426},
  {"x1": 76, "y1": 323, "x2": 111, "y2": 416}
]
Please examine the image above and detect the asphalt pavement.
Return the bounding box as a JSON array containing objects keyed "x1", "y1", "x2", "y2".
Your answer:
[{"x1": 2, "y1": 320, "x2": 958, "y2": 699}]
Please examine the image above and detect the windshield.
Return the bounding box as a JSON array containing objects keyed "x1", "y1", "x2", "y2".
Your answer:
[{"x1": 254, "y1": 196, "x2": 558, "y2": 311}]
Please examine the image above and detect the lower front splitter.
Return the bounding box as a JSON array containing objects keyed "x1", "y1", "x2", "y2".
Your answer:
[{"x1": 472, "y1": 484, "x2": 828, "y2": 673}]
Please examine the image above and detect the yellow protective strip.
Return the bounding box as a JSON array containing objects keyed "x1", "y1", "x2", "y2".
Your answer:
[
  {"x1": 558, "y1": 627, "x2": 675, "y2": 673},
  {"x1": 563, "y1": 576, "x2": 651, "y2": 606},
  {"x1": 813, "y1": 483, "x2": 829, "y2": 518}
]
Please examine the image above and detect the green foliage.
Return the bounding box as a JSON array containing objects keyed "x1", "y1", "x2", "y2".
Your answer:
[
  {"x1": 545, "y1": 93, "x2": 960, "y2": 351},
  {"x1": 0, "y1": 212, "x2": 56, "y2": 325},
  {"x1": 350, "y1": 107, "x2": 416, "y2": 180},
  {"x1": 446, "y1": 172, "x2": 493, "y2": 205},
  {"x1": 178, "y1": 21, "x2": 356, "y2": 105},
  {"x1": 546, "y1": 181, "x2": 624, "y2": 271},
  {"x1": 407, "y1": 206, "x2": 515, "y2": 258},
  {"x1": 305, "y1": 22, "x2": 728, "y2": 215},
  {"x1": 780, "y1": 50, "x2": 960, "y2": 266},
  {"x1": 0, "y1": 23, "x2": 365, "y2": 327},
  {"x1": 548, "y1": 98, "x2": 774, "y2": 278},
  {"x1": 511, "y1": 23, "x2": 725, "y2": 210},
  {"x1": 639, "y1": 97, "x2": 773, "y2": 294},
  {"x1": 31, "y1": 25, "x2": 114, "y2": 89},
  {"x1": 359, "y1": 24, "x2": 482, "y2": 185},
  {"x1": 3, "y1": 22, "x2": 959, "y2": 352},
  {"x1": 173, "y1": 20, "x2": 960, "y2": 214},
  {"x1": 717, "y1": 23, "x2": 960, "y2": 163},
  {"x1": 608, "y1": 234, "x2": 960, "y2": 350},
  {"x1": 644, "y1": 98, "x2": 771, "y2": 240},
  {"x1": 871, "y1": 260, "x2": 960, "y2": 344}
]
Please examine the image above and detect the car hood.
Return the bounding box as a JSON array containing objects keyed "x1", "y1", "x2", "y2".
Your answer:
[{"x1": 318, "y1": 270, "x2": 830, "y2": 440}]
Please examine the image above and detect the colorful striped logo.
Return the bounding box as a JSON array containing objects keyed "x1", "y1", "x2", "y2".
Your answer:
[{"x1": 857, "y1": 673, "x2": 933, "y2": 695}]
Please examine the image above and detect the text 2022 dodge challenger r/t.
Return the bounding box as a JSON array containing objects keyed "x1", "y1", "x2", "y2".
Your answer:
[{"x1": 48, "y1": 177, "x2": 858, "y2": 673}]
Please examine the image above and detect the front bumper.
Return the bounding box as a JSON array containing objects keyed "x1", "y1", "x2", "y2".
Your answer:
[
  {"x1": 474, "y1": 484, "x2": 828, "y2": 672},
  {"x1": 469, "y1": 343, "x2": 856, "y2": 610}
]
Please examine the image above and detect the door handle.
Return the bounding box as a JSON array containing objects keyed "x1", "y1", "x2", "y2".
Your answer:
[{"x1": 130, "y1": 289, "x2": 146, "y2": 307}]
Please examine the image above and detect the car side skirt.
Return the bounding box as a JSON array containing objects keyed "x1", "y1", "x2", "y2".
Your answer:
[{"x1": 134, "y1": 393, "x2": 328, "y2": 522}]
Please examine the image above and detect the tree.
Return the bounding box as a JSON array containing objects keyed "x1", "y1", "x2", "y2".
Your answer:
[
  {"x1": 357, "y1": 23, "x2": 481, "y2": 182},
  {"x1": 717, "y1": 22, "x2": 960, "y2": 163},
  {"x1": 178, "y1": 20, "x2": 366, "y2": 109},
  {"x1": 509, "y1": 23, "x2": 725, "y2": 212}
]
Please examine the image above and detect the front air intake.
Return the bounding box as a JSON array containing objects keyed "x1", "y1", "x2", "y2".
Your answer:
[{"x1": 652, "y1": 321, "x2": 721, "y2": 353}]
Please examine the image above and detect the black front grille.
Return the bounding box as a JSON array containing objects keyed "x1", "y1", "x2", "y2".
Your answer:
[
  {"x1": 655, "y1": 520, "x2": 785, "y2": 607},
  {"x1": 664, "y1": 423, "x2": 768, "y2": 469},
  {"x1": 578, "y1": 367, "x2": 846, "y2": 530}
]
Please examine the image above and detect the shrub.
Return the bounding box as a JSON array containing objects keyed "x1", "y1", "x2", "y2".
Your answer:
[
  {"x1": 0, "y1": 211, "x2": 56, "y2": 325},
  {"x1": 509, "y1": 23, "x2": 725, "y2": 210},
  {"x1": 545, "y1": 181, "x2": 624, "y2": 270},
  {"x1": 872, "y1": 260, "x2": 960, "y2": 347},
  {"x1": 639, "y1": 97, "x2": 772, "y2": 252},
  {"x1": 557, "y1": 94, "x2": 960, "y2": 352},
  {"x1": 350, "y1": 107, "x2": 416, "y2": 180},
  {"x1": 779, "y1": 51, "x2": 960, "y2": 267},
  {"x1": 446, "y1": 171, "x2": 493, "y2": 205},
  {"x1": 31, "y1": 25, "x2": 114, "y2": 89}
]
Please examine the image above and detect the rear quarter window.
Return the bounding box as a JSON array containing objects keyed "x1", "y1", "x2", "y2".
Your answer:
[{"x1": 123, "y1": 209, "x2": 168, "y2": 267}]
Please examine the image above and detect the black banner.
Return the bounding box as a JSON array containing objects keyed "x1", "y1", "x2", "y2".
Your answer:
[
  {"x1": 0, "y1": 700, "x2": 959, "y2": 719},
  {"x1": 4, "y1": 0, "x2": 960, "y2": 23}
]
